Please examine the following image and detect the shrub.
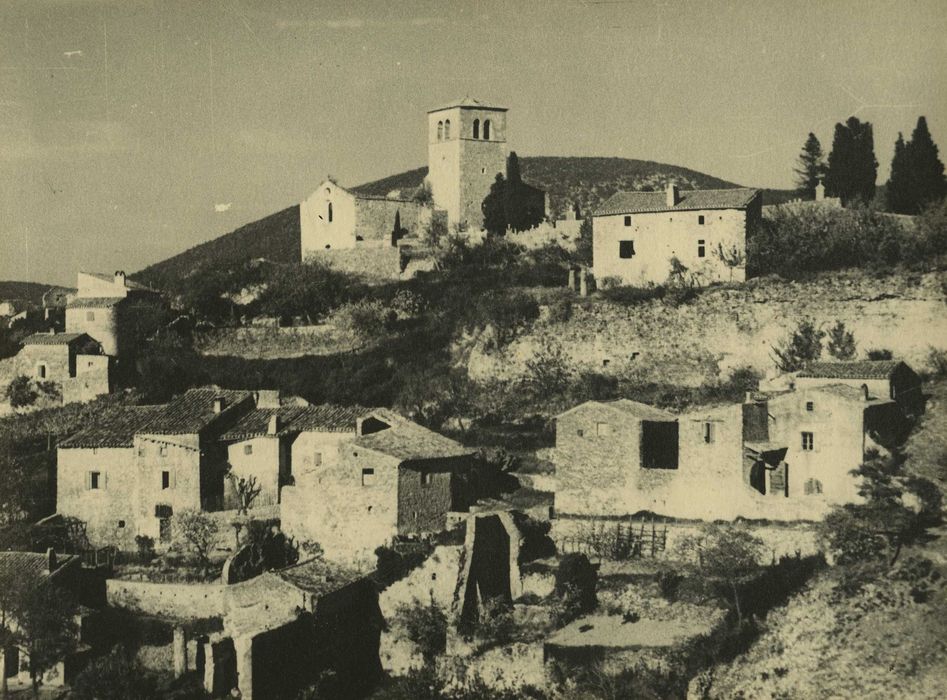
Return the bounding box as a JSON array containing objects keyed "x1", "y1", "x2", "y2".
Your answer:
[
  {"x1": 334, "y1": 299, "x2": 395, "y2": 343},
  {"x1": 374, "y1": 545, "x2": 429, "y2": 589},
  {"x1": 6, "y1": 375, "x2": 38, "y2": 408},
  {"x1": 395, "y1": 599, "x2": 448, "y2": 664},
  {"x1": 926, "y1": 346, "x2": 947, "y2": 378},
  {"x1": 600, "y1": 284, "x2": 666, "y2": 305},
  {"x1": 826, "y1": 320, "x2": 857, "y2": 360},
  {"x1": 471, "y1": 596, "x2": 517, "y2": 648},
  {"x1": 71, "y1": 646, "x2": 159, "y2": 700},
  {"x1": 657, "y1": 569, "x2": 684, "y2": 601},
  {"x1": 554, "y1": 553, "x2": 597, "y2": 616},
  {"x1": 771, "y1": 319, "x2": 824, "y2": 372},
  {"x1": 867, "y1": 348, "x2": 893, "y2": 360},
  {"x1": 468, "y1": 290, "x2": 539, "y2": 348},
  {"x1": 135, "y1": 535, "x2": 156, "y2": 564}
]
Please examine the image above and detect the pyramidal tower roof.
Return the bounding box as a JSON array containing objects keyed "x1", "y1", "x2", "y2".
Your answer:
[{"x1": 428, "y1": 96, "x2": 508, "y2": 113}]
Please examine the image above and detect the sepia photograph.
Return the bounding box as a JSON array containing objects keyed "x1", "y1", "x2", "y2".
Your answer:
[{"x1": 0, "y1": 0, "x2": 945, "y2": 697}]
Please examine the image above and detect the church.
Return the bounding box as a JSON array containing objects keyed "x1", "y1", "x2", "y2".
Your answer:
[{"x1": 299, "y1": 98, "x2": 546, "y2": 278}]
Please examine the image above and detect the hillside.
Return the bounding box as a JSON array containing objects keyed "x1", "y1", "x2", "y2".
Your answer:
[
  {"x1": 0, "y1": 281, "x2": 59, "y2": 305},
  {"x1": 130, "y1": 157, "x2": 794, "y2": 294},
  {"x1": 131, "y1": 205, "x2": 301, "y2": 293}
]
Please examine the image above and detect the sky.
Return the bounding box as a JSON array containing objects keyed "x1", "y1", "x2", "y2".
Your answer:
[{"x1": 1, "y1": 0, "x2": 945, "y2": 286}]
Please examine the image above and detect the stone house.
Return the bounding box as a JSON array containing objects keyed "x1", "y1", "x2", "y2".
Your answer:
[
  {"x1": 552, "y1": 385, "x2": 906, "y2": 522},
  {"x1": 65, "y1": 271, "x2": 165, "y2": 358},
  {"x1": 15, "y1": 331, "x2": 110, "y2": 404},
  {"x1": 57, "y1": 388, "x2": 255, "y2": 549},
  {"x1": 281, "y1": 408, "x2": 475, "y2": 564},
  {"x1": 592, "y1": 184, "x2": 762, "y2": 286},
  {"x1": 794, "y1": 360, "x2": 923, "y2": 415},
  {"x1": 300, "y1": 179, "x2": 435, "y2": 279}
]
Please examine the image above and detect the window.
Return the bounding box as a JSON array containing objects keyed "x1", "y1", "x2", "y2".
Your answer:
[
  {"x1": 576, "y1": 429, "x2": 584, "y2": 437},
  {"x1": 88, "y1": 471, "x2": 101, "y2": 490},
  {"x1": 698, "y1": 215, "x2": 705, "y2": 225},
  {"x1": 624, "y1": 215, "x2": 632, "y2": 226},
  {"x1": 443, "y1": 119, "x2": 451, "y2": 139},
  {"x1": 804, "y1": 478, "x2": 823, "y2": 495},
  {"x1": 118, "y1": 520, "x2": 125, "y2": 528},
  {"x1": 313, "y1": 452, "x2": 322, "y2": 466},
  {"x1": 327, "y1": 202, "x2": 333, "y2": 223},
  {"x1": 619, "y1": 240, "x2": 635, "y2": 259},
  {"x1": 422, "y1": 472, "x2": 434, "y2": 486},
  {"x1": 437, "y1": 120, "x2": 443, "y2": 140},
  {"x1": 596, "y1": 422, "x2": 611, "y2": 437},
  {"x1": 473, "y1": 118, "x2": 480, "y2": 139},
  {"x1": 806, "y1": 401, "x2": 814, "y2": 412},
  {"x1": 159, "y1": 445, "x2": 168, "y2": 457},
  {"x1": 86, "y1": 311, "x2": 95, "y2": 321},
  {"x1": 801, "y1": 432, "x2": 814, "y2": 451},
  {"x1": 361, "y1": 468, "x2": 375, "y2": 486},
  {"x1": 697, "y1": 239, "x2": 706, "y2": 258},
  {"x1": 243, "y1": 444, "x2": 253, "y2": 456},
  {"x1": 483, "y1": 119, "x2": 490, "y2": 139},
  {"x1": 161, "y1": 471, "x2": 171, "y2": 490},
  {"x1": 703, "y1": 422, "x2": 715, "y2": 444},
  {"x1": 36, "y1": 364, "x2": 47, "y2": 379}
]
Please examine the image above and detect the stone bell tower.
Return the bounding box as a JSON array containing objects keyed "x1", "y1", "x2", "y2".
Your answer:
[{"x1": 427, "y1": 98, "x2": 508, "y2": 231}]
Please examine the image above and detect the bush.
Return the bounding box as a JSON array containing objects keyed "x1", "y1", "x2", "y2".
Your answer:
[
  {"x1": 599, "y1": 284, "x2": 666, "y2": 305},
  {"x1": 374, "y1": 545, "x2": 429, "y2": 589},
  {"x1": 926, "y1": 346, "x2": 947, "y2": 378},
  {"x1": 334, "y1": 299, "x2": 395, "y2": 343},
  {"x1": 395, "y1": 599, "x2": 448, "y2": 663},
  {"x1": 554, "y1": 553, "x2": 597, "y2": 616},
  {"x1": 6, "y1": 375, "x2": 38, "y2": 408},
  {"x1": 71, "y1": 646, "x2": 159, "y2": 700},
  {"x1": 771, "y1": 319, "x2": 825, "y2": 372}
]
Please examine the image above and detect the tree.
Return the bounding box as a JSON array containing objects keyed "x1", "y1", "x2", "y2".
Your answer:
[
  {"x1": 0, "y1": 579, "x2": 78, "y2": 697},
  {"x1": 524, "y1": 338, "x2": 572, "y2": 398},
  {"x1": 574, "y1": 217, "x2": 593, "y2": 265},
  {"x1": 825, "y1": 117, "x2": 879, "y2": 206},
  {"x1": 714, "y1": 242, "x2": 746, "y2": 280},
  {"x1": 826, "y1": 320, "x2": 857, "y2": 360},
  {"x1": 395, "y1": 599, "x2": 447, "y2": 665},
  {"x1": 771, "y1": 320, "x2": 825, "y2": 372},
  {"x1": 793, "y1": 132, "x2": 826, "y2": 197},
  {"x1": 886, "y1": 132, "x2": 912, "y2": 214},
  {"x1": 227, "y1": 471, "x2": 262, "y2": 515},
  {"x1": 172, "y1": 509, "x2": 219, "y2": 577},
  {"x1": 888, "y1": 117, "x2": 947, "y2": 214},
  {"x1": 481, "y1": 173, "x2": 508, "y2": 236},
  {"x1": 677, "y1": 524, "x2": 763, "y2": 620},
  {"x1": 5, "y1": 376, "x2": 38, "y2": 409}
]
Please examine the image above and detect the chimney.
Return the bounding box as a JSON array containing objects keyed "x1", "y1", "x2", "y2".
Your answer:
[
  {"x1": 267, "y1": 414, "x2": 279, "y2": 435},
  {"x1": 49, "y1": 328, "x2": 56, "y2": 335},
  {"x1": 114, "y1": 270, "x2": 126, "y2": 287},
  {"x1": 46, "y1": 547, "x2": 57, "y2": 573},
  {"x1": 745, "y1": 391, "x2": 755, "y2": 403},
  {"x1": 666, "y1": 183, "x2": 680, "y2": 208},
  {"x1": 213, "y1": 397, "x2": 225, "y2": 414},
  {"x1": 815, "y1": 179, "x2": 825, "y2": 202}
]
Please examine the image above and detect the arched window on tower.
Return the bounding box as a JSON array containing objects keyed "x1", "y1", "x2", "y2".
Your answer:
[
  {"x1": 444, "y1": 119, "x2": 451, "y2": 139},
  {"x1": 437, "y1": 121, "x2": 443, "y2": 141},
  {"x1": 483, "y1": 120, "x2": 491, "y2": 139},
  {"x1": 327, "y1": 202, "x2": 333, "y2": 223},
  {"x1": 473, "y1": 119, "x2": 480, "y2": 139}
]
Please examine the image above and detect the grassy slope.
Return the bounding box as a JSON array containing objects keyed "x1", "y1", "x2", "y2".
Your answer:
[
  {"x1": 0, "y1": 281, "x2": 58, "y2": 304},
  {"x1": 131, "y1": 205, "x2": 301, "y2": 293},
  {"x1": 131, "y1": 157, "x2": 794, "y2": 294},
  {"x1": 696, "y1": 379, "x2": 947, "y2": 700}
]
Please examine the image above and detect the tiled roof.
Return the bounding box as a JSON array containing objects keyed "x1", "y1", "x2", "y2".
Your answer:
[
  {"x1": 808, "y1": 384, "x2": 892, "y2": 405},
  {"x1": 594, "y1": 188, "x2": 760, "y2": 216},
  {"x1": 140, "y1": 388, "x2": 254, "y2": 435},
  {"x1": 21, "y1": 332, "x2": 89, "y2": 346},
  {"x1": 354, "y1": 409, "x2": 473, "y2": 461},
  {"x1": 59, "y1": 406, "x2": 166, "y2": 448},
  {"x1": 428, "y1": 97, "x2": 508, "y2": 113},
  {"x1": 797, "y1": 360, "x2": 904, "y2": 381},
  {"x1": 276, "y1": 557, "x2": 362, "y2": 595},
  {"x1": 0, "y1": 551, "x2": 77, "y2": 590},
  {"x1": 66, "y1": 296, "x2": 125, "y2": 309},
  {"x1": 219, "y1": 404, "x2": 368, "y2": 441},
  {"x1": 81, "y1": 271, "x2": 156, "y2": 292},
  {"x1": 557, "y1": 399, "x2": 675, "y2": 422}
]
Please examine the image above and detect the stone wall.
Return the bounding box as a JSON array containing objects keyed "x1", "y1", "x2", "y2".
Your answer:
[
  {"x1": 507, "y1": 219, "x2": 582, "y2": 250},
  {"x1": 307, "y1": 246, "x2": 402, "y2": 281},
  {"x1": 469, "y1": 271, "x2": 947, "y2": 387},
  {"x1": 107, "y1": 579, "x2": 226, "y2": 619},
  {"x1": 67, "y1": 305, "x2": 118, "y2": 356},
  {"x1": 397, "y1": 460, "x2": 458, "y2": 535}
]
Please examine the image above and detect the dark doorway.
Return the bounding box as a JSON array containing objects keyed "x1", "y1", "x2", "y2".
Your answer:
[{"x1": 749, "y1": 462, "x2": 766, "y2": 495}]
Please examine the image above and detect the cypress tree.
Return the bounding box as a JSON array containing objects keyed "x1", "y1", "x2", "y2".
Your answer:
[
  {"x1": 481, "y1": 173, "x2": 508, "y2": 236},
  {"x1": 793, "y1": 133, "x2": 826, "y2": 198},
  {"x1": 826, "y1": 117, "x2": 878, "y2": 206},
  {"x1": 907, "y1": 116, "x2": 947, "y2": 212},
  {"x1": 886, "y1": 133, "x2": 912, "y2": 214}
]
